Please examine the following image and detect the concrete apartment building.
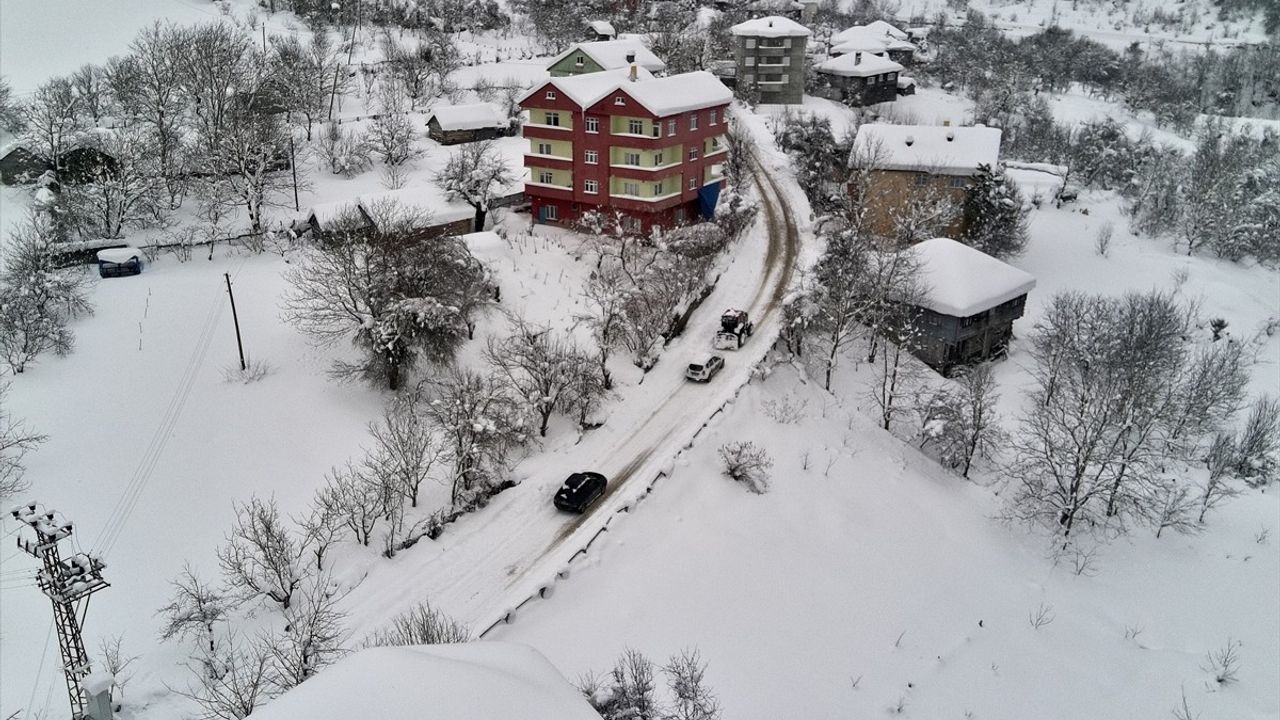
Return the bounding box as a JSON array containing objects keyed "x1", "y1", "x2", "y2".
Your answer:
[
  {"x1": 729, "y1": 16, "x2": 811, "y2": 104},
  {"x1": 848, "y1": 123, "x2": 1003, "y2": 239},
  {"x1": 519, "y1": 67, "x2": 733, "y2": 233}
]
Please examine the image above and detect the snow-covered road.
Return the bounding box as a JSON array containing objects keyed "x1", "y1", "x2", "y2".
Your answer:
[{"x1": 338, "y1": 138, "x2": 808, "y2": 638}]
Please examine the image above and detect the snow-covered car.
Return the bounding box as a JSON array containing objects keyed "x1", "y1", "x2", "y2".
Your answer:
[
  {"x1": 553, "y1": 472, "x2": 607, "y2": 513},
  {"x1": 713, "y1": 309, "x2": 754, "y2": 350},
  {"x1": 96, "y1": 247, "x2": 144, "y2": 278},
  {"x1": 685, "y1": 355, "x2": 725, "y2": 383}
]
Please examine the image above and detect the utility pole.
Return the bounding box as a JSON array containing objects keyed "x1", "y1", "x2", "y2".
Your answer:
[
  {"x1": 12, "y1": 503, "x2": 110, "y2": 720},
  {"x1": 290, "y1": 136, "x2": 300, "y2": 211},
  {"x1": 224, "y1": 273, "x2": 247, "y2": 371}
]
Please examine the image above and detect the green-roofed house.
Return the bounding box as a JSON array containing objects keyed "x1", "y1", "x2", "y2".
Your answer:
[{"x1": 546, "y1": 39, "x2": 666, "y2": 77}]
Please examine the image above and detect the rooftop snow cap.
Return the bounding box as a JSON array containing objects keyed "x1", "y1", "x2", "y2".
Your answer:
[
  {"x1": 905, "y1": 135, "x2": 914, "y2": 146},
  {"x1": 946, "y1": 130, "x2": 955, "y2": 141},
  {"x1": 851, "y1": 123, "x2": 1003, "y2": 176},
  {"x1": 729, "y1": 15, "x2": 812, "y2": 37}
]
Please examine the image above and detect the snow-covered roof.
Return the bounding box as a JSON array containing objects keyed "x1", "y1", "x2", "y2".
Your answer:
[
  {"x1": 897, "y1": 75, "x2": 916, "y2": 88},
  {"x1": 587, "y1": 19, "x2": 616, "y2": 36},
  {"x1": 830, "y1": 28, "x2": 916, "y2": 54},
  {"x1": 96, "y1": 247, "x2": 142, "y2": 264},
  {"x1": 303, "y1": 200, "x2": 361, "y2": 227},
  {"x1": 862, "y1": 20, "x2": 908, "y2": 40},
  {"x1": 816, "y1": 52, "x2": 903, "y2": 77},
  {"x1": 730, "y1": 15, "x2": 812, "y2": 38},
  {"x1": 549, "y1": 39, "x2": 666, "y2": 73},
  {"x1": 526, "y1": 69, "x2": 731, "y2": 117},
  {"x1": 303, "y1": 188, "x2": 473, "y2": 231},
  {"x1": 913, "y1": 238, "x2": 1036, "y2": 317},
  {"x1": 851, "y1": 124, "x2": 1002, "y2": 176},
  {"x1": 427, "y1": 103, "x2": 508, "y2": 131},
  {"x1": 246, "y1": 643, "x2": 601, "y2": 720}
]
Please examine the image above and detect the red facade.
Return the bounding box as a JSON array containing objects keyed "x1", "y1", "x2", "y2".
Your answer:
[{"x1": 521, "y1": 80, "x2": 731, "y2": 234}]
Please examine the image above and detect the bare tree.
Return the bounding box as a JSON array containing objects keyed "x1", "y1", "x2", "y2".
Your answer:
[
  {"x1": 315, "y1": 461, "x2": 383, "y2": 547},
  {"x1": 580, "y1": 649, "x2": 660, "y2": 720},
  {"x1": 578, "y1": 264, "x2": 627, "y2": 389},
  {"x1": 369, "y1": 79, "x2": 418, "y2": 166},
  {"x1": 269, "y1": 32, "x2": 343, "y2": 140},
  {"x1": 20, "y1": 77, "x2": 84, "y2": 173},
  {"x1": 112, "y1": 22, "x2": 186, "y2": 204},
  {"x1": 195, "y1": 109, "x2": 296, "y2": 236},
  {"x1": 295, "y1": 501, "x2": 343, "y2": 572},
  {"x1": 1234, "y1": 395, "x2": 1280, "y2": 487},
  {"x1": 366, "y1": 393, "x2": 443, "y2": 508},
  {"x1": 0, "y1": 75, "x2": 23, "y2": 133},
  {"x1": 363, "y1": 601, "x2": 471, "y2": 647},
  {"x1": 435, "y1": 140, "x2": 515, "y2": 232},
  {"x1": 918, "y1": 364, "x2": 1004, "y2": 478},
  {"x1": 267, "y1": 577, "x2": 348, "y2": 690},
  {"x1": 423, "y1": 369, "x2": 527, "y2": 508},
  {"x1": 1198, "y1": 433, "x2": 1240, "y2": 523},
  {"x1": 0, "y1": 214, "x2": 94, "y2": 373},
  {"x1": 719, "y1": 441, "x2": 773, "y2": 494},
  {"x1": 63, "y1": 126, "x2": 167, "y2": 238},
  {"x1": 70, "y1": 64, "x2": 111, "y2": 123},
  {"x1": 283, "y1": 202, "x2": 489, "y2": 390},
  {"x1": 157, "y1": 566, "x2": 230, "y2": 662},
  {"x1": 97, "y1": 635, "x2": 139, "y2": 702},
  {"x1": 0, "y1": 382, "x2": 47, "y2": 501},
  {"x1": 662, "y1": 649, "x2": 720, "y2": 720},
  {"x1": 176, "y1": 634, "x2": 278, "y2": 720},
  {"x1": 485, "y1": 316, "x2": 583, "y2": 437},
  {"x1": 316, "y1": 121, "x2": 373, "y2": 176},
  {"x1": 216, "y1": 496, "x2": 307, "y2": 610}
]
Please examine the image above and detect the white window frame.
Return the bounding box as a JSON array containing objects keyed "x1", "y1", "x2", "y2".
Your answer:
[
  {"x1": 614, "y1": 96, "x2": 626, "y2": 105},
  {"x1": 584, "y1": 149, "x2": 598, "y2": 164},
  {"x1": 652, "y1": 181, "x2": 663, "y2": 195},
  {"x1": 538, "y1": 170, "x2": 555, "y2": 184},
  {"x1": 586, "y1": 116, "x2": 600, "y2": 133},
  {"x1": 544, "y1": 204, "x2": 558, "y2": 220},
  {"x1": 745, "y1": 56, "x2": 755, "y2": 67},
  {"x1": 536, "y1": 142, "x2": 553, "y2": 155},
  {"x1": 622, "y1": 181, "x2": 641, "y2": 196},
  {"x1": 689, "y1": 147, "x2": 699, "y2": 161},
  {"x1": 745, "y1": 38, "x2": 756, "y2": 49},
  {"x1": 709, "y1": 110, "x2": 717, "y2": 125},
  {"x1": 584, "y1": 179, "x2": 599, "y2": 194},
  {"x1": 624, "y1": 152, "x2": 641, "y2": 166},
  {"x1": 627, "y1": 118, "x2": 644, "y2": 135},
  {"x1": 545, "y1": 90, "x2": 557, "y2": 100},
  {"x1": 668, "y1": 119, "x2": 677, "y2": 135},
  {"x1": 688, "y1": 177, "x2": 697, "y2": 190},
  {"x1": 653, "y1": 151, "x2": 664, "y2": 166},
  {"x1": 575, "y1": 55, "x2": 585, "y2": 66},
  {"x1": 545, "y1": 111, "x2": 560, "y2": 126},
  {"x1": 690, "y1": 114, "x2": 698, "y2": 131}
]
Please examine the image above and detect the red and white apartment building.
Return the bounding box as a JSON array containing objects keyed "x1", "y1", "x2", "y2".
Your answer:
[{"x1": 518, "y1": 66, "x2": 733, "y2": 233}]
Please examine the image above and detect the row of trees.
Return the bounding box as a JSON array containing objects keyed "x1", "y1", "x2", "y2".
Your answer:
[
  {"x1": 578, "y1": 648, "x2": 721, "y2": 720},
  {"x1": 0, "y1": 214, "x2": 94, "y2": 374}
]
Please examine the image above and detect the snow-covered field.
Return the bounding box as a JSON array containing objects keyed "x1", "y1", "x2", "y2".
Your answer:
[{"x1": 1, "y1": 0, "x2": 1277, "y2": 718}]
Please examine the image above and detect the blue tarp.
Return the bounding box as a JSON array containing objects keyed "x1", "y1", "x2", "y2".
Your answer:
[{"x1": 698, "y1": 183, "x2": 721, "y2": 220}]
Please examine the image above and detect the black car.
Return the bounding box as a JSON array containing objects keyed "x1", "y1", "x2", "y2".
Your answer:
[{"x1": 554, "y1": 472, "x2": 607, "y2": 513}]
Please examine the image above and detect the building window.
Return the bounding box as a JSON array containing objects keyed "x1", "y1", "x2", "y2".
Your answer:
[
  {"x1": 668, "y1": 119, "x2": 677, "y2": 135},
  {"x1": 949, "y1": 176, "x2": 967, "y2": 188},
  {"x1": 614, "y1": 96, "x2": 626, "y2": 105},
  {"x1": 675, "y1": 207, "x2": 687, "y2": 223},
  {"x1": 745, "y1": 56, "x2": 755, "y2": 67},
  {"x1": 690, "y1": 114, "x2": 698, "y2": 131},
  {"x1": 585, "y1": 149, "x2": 598, "y2": 164},
  {"x1": 688, "y1": 177, "x2": 697, "y2": 190},
  {"x1": 889, "y1": 72, "x2": 897, "y2": 82},
  {"x1": 623, "y1": 181, "x2": 640, "y2": 196},
  {"x1": 709, "y1": 110, "x2": 717, "y2": 125},
  {"x1": 653, "y1": 181, "x2": 664, "y2": 195},
  {"x1": 545, "y1": 90, "x2": 557, "y2": 99},
  {"x1": 538, "y1": 170, "x2": 555, "y2": 184},
  {"x1": 913, "y1": 174, "x2": 929, "y2": 187},
  {"x1": 628, "y1": 118, "x2": 644, "y2": 135},
  {"x1": 651, "y1": 123, "x2": 661, "y2": 138},
  {"x1": 543, "y1": 204, "x2": 558, "y2": 220},
  {"x1": 709, "y1": 137, "x2": 721, "y2": 151},
  {"x1": 744, "y1": 74, "x2": 755, "y2": 84},
  {"x1": 575, "y1": 55, "x2": 585, "y2": 66},
  {"x1": 545, "y1": 111, "x2": 560, "y2": 126},
  {"x1": 624, "y1": 152, "x2": 641, "y2": 166},
  {"x1": 536, "y1": 142, "x2": 553, "y2": 155},
  {"x1": 653, "y1": 152, "x2": 664, "y2": 166},
  {"x1": 688, "y1": 147, "x2": 699, "y2": 161},
  {"x1": 745, "y1": 38, "x2": 756, "y2": 49},
  {"x1": 586, "y1": 116, "x2": 599, "y2": 133},
  {"x1": 584, "y1": 179, "x2": 598, "y2": 194}
]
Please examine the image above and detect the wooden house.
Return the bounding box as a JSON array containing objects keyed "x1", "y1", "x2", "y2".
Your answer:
[
  {"x1": 904, "y1": 237, "x2": 1036, "y2": 374},
  {"x1": 426, "y1": 103, "x2": 512, "y2": 145},
  {"x1": 814, "y1": 51, "x2": 903, "y2": 106},
  {"x1": 586, "y1": 20, "x2": 617, "y2": 41},
  {"x1": 0, "y1": 144, "x2": 51, "y2": 185},
  {"x1": 297, "y1": 188, "x2": 476, "y2": 242},
  {"x1": 546, "y1": 40, "x2": 666, "y2": 77}
]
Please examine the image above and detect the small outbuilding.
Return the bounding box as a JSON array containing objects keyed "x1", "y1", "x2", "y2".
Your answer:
[
  {"x1": 906, "y1": 237, "x2": 1036, "y2": 373},
  {"x1": 586, "y1": 19, "x2": 617, "y2": 41},
  {"x1": 96, "y1": 247, "x2": 145, "y2": 278},
  {"x1": 426, "y1": 103, "x2": 512, "y2": 145},
  {"x1": 296, "y1": 188, "x2": 476, "y2": 241}
]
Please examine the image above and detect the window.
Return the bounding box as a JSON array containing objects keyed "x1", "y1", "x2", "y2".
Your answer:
[
  {"x1": 668, "y1": 119, "x2": 677, "y2": 135},
  {"x1": 575, "y1": 55, "x2": 585, "y2": 66},
  {"x1": 913, "y1": 174, "x2": 929, "y2": 187},
  {"x1": 653, "y1": 152, "x2": 664, "y2": 166},
  {"x1": 744, "y1": 74, "x2": 755, "y2": 84},
  {"x1": 745, "y1": 56, "x2": 755, "y2": 67},
  {"x1": 627, "y1": 118, "x2": 644, "y2": 135},
  {"x1": 543, "y1": 204, "x2": 558, "y2": 220},
  {"x1": 584, "y1": 179, "x2": 598, "y2": 194},
  {"x1": 889, "y1": 72, "x2": 897, "y2": 82},
  {"x1": 688, "y1": 147, "x2": 699, "y2": 161},
  {"x1": 622, "y1": 181, "x2": 640, "y2": 196},
  {"x1": 545, "y1": 90, "x2": 557, "y2": 100},
  {"x1": 690, "y1": 114, "x2": 698, "y2": 131},
  {"x1": 536, "y1": 142, "x2": 552, "y2": 155},
  {"x1": 652, "y1": 181, "x2": 664, "y2": 195},
  {"x1": 624, "y1": 152, "x2": 641, "y2": 166},
  {"x1": 688, "y1": 177, "x2": 697, "y2": 190},
  {"x1": 614, "y1": 96, "x2": 626, "y2": 105},
  {"x1": 650, "y1": 123, "x2": 661, "y2": 138},
  {"x1": 545, "y1": 111, "x2": 560, "y2": 126},
  {"x1": 675, "y1": 207, "x2": 686, "y2": 223},
  {"x1": 709, "y1": 110, "x2": 717, "y2": 125},
  {"x1": 538, "y1": 170, "x2": 555, "y2": 184},
  {"x1": 948, "y1": 176, "x2": 967, "y2": 188},
  {"x1": 586, "y1": 116, "x2": 599, "y2": 133},
  {"x1": 584, "y1": 150, "x2": 598, "y2": 164},
  {"x1": 709, "y1": 137, "x2": 721, "y2": 151},
  {"x1": 745, "y1": 38, "x2": 756, "y2": 49}
]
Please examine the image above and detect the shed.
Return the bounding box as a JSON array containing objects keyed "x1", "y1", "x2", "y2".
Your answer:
[
  {"x1": 586, "y1": 19, "x2": 617, "y2": 40},
  {"x1": 426, "y1": 103, "x2": 512, "y2": 145},
  {"x1": 297, "y1": 188, "x2": 476, "y2": 241},
  {"x1": 814, "y1": 52, "x2": 904, "y2": 106},
  {"x1": 96, "y1": 247, "x2": 144, "y2": 278},
  {"x1": 0, "y1": 144, "x2": 52, "y2": 185}
]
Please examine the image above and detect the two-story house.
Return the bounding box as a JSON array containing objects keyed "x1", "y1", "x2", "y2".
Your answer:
[
  {"x1": 849, "y1": 123, "x2": 1003, "y2": 239},
  {"x1": 905, "y1": 237, "x2": 1036, "y2": 374},
  {"x1": 546, "y1": 39, "x2": 666, "y2": 77},
  {"x1": 729, "y1": 16, "x2": 811, "y2": 105},
  {"x1": 519, "y1": 68, "x2": 733, "y2": 233},
  {"x1": 829, "y1": 21, "x2": 918, "y2": 65},
  {"x1": 814, "y1": 51, "x2": 904, "y2": 106}
]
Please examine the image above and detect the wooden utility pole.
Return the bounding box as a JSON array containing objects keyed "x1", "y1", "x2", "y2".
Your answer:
[
  {"x1": 290, "y1": 137, "x2": 300, "y2": 211},
  {"x1": 328, "y1": 65, "x2": 341, "y2": 120},
  {"x1": 224, "y1": 273, "x2": 247, "y2": 371}
]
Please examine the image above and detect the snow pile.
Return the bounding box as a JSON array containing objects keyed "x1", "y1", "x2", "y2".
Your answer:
[
  {"x1": 428, "y1": 103, "x2": 509, "y2": 131},
  {"x1": 730, "y1": 16, "x2": 812, "y2": 38},
  {"x1": 913, "y1": 237, "x2": 1036, "y2": 317},
  {"x1": 95, "y1": 247, "x2": 143, "y2": 264},
  {"x1": 548, "y1": 39, "x2": 666, "y2": 73},
  {"x1": 816, "y1": 52, "x2": 903, "y2": 77},
  {"x1": 851, "y1": 123, "x2": 1002, "y2": 175},
  {"x1": 246, "y1": 642, "x2": 601, "y2": 720}
]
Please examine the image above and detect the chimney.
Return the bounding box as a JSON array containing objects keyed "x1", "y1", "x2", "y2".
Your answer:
[
  {"x1": 626, "y1": 51, "x2": 636, "y2": 63},
  {"x1": 945, "y1": 130, "x2": 955, "y2": 142},
  {"x1": 943, "y1": 119, "x2": 951, "y2": 127},
  {"x1": 905, "y1": 135, "x2": 914, "y2": 147},
  {"x1": 629, "y1": 63, "x2": 638, "y2": 82},
  {"x1": 854, "y1": 51, "x2": 862, "y2": 64}
]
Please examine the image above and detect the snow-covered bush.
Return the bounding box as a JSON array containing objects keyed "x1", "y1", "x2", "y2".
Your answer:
[
  {"x1": 317, "y1": 122, "x2": 374, "y2": 176},
  {"x1": 363, "y1": 601, "x2": 470, "y2": 648},
  {"x1": 0, "y1": 214, "x2": 93, "y2": 373},
  {"x1": 961, "y1": 164, "x2": 1029, "y2": 259},
  {"x1": 719, "y1": 441, "x2": 773, "y2": 494}
]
